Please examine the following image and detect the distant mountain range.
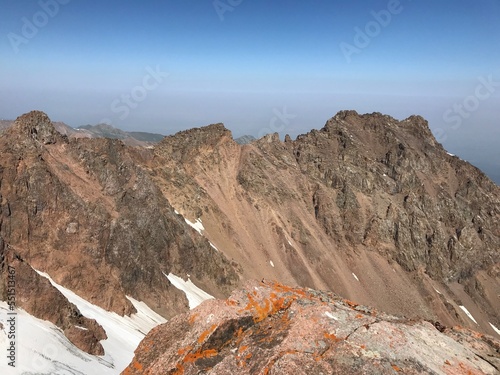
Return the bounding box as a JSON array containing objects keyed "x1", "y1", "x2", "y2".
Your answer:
[
  {"x1": 0, "y1": 119, "x2": 258, "y2": 149},
  {"x1": 0, "y1": 120, "x2": 165, "y2": 147}
]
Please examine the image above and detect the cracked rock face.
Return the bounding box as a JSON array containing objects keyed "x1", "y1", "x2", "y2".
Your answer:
[
  {"x1": 0, "y1": 111, "x2": 241, "y2": 355},
  {"x1": 122, "y1": 280, "x2": 499, "y2": 375}
]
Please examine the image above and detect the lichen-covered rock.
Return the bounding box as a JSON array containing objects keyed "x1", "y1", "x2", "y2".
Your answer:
[{"x1": 123, "y1": 280, "x2": 499, "y2": 375}]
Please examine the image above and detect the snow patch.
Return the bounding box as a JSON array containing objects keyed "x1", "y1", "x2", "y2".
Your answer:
[
  {"x1": 0, "y1": 301, "x2": 117, "y2": 374},
  {"x1": 434, "y1": 288, "x2": 442, "y2": 295},
  {"x1": 185, "y1": 217, "x2": 205, "y2": 235},
  {"x1": 270, "y1": 260, "x2": 275, "y2": 268},
  {"x1": 489, "y1": 323, "x2": 500, "y2": 336},
  {"x1": 209, "y1": 242, "x2": 219, "y2": 251},
  {"x1": 447, "y1": 152, "x2": 455, "y2": 156},
  {"x1": 165, "y1": 273, "x2": 214, "y2": 309},
  {"x1": 459, "y1": 306, "x2": 478, "y2": 324},
  {"x1": 23, "y1": 270, "x2": 168, "y2": 374},
  {"x1": 352, "y1": 273, "x2": 359, "y2": 282},
  {"x1": 324, "y1": 312, "x2": 339, "y2": 321},
  {"x1": 174, "y1": 210, "x2": 179, "y2": 214}
]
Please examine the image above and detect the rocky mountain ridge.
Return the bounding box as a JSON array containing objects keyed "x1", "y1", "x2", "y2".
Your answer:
[
  {"x1": 152, "y1": 110, "x2": 499, "y2": 336},
  {"x1": 0, "y1": 118, "x2": 164, "y2": 147},
  {"x1": 0, "y1": 110, "x2": 498, "y2": 373},
  {"x1": 0, "y1": 111, "x2": 240, "y2": 355}
]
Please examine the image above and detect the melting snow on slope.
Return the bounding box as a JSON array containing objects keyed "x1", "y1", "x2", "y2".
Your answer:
[
  {"x1": 0, "y1": 301, "x2": 117, "y2": 375},
  {"x1": 270, "y1": 260, "x2": 275, "y2": 268},
  {"x1": 490, "y1": 323, "x2": 500, "y2": 336},
  {"x1": 33, "y1": 270, "x2": 166, "y2": 374},
  {"x1": 352, "y1": 273, "x2": 359, "y2": 282},
  {"x1": 459, "y1": 305, "x2": 478, "y2": 324},
  {"x1": 165, "y1": 273, "x2": 214, "y2": 309},
  {"x1": 185, "y1": 217, "x2": 204, "y2": 235}
]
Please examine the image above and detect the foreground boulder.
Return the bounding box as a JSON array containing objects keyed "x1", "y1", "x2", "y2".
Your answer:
[{"x1": 123, "y1": 280, "x2": 499, "y2": 374}]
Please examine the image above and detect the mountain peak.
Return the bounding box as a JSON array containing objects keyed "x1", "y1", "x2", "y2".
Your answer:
[{"x1": 11, "y1": 110, "x2": 60, "y2": 145}]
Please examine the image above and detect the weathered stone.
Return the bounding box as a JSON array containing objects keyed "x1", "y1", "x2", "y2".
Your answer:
[{"x1": 122, "y1": 280, "x2": 499, "y2": 374}]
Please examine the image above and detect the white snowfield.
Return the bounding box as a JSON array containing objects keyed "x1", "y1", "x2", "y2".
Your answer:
[
  {"x1": 185, "y1": 217, "x2": 205, "y2": 235},
  {"x1": 165, "y1": 272, "x2": 214, "y2": 309},
  {"x1": 459, "y1": 305, "x2": 478, "y2": 324},
  {"x1": 0, "y1": 270, "x2": 166, "y2": 375},
  {"x1": 490, "y1": 323, "x2": 500, "y2": 336}
]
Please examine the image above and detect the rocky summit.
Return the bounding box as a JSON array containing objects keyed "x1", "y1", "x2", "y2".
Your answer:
[
  {"x1": 0, "y1": 110, "x2": 498, "y2": 373},
  {"x1": 123, "y1": 280, "x2": 499, "y2": 374}
]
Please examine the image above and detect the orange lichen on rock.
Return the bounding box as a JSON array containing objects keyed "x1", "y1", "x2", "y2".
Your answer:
[
  {"x1": 188, "y1": 313, "x2": 199, "y2": 325},
  {"x1": 270, "y1": 282, "x2": 308, "y2": 299},
  {"x1": 183, "y1": 348, "x2": 218, "y2": 364},
  {"x1": 240, "y1": 284, "x2": 298, "y2": 323},
  {"x1": 198, "y1": 324, "x2": 218, "y2": 344},
  {"x1": 122, "y1": 358, "x2": 143, "y2": 375},
  {"x1": 392, "y1": 364, "x2": 402, "y2": 372},
  {"x1": 177, "y1": 346, "x2": 193, "y2": 356},
  {"x1": 172, "y1": 348, "x2": 220, "y2": 375},
  {"x1": 241, "y1": 293, "x2": 269, "y2": 322},
  {"x1": 324, "y1": 332, "x2": 343, "y2": 343},
  {"x1": 343, "y1": 299, "x2": 359, "y2": 308}
]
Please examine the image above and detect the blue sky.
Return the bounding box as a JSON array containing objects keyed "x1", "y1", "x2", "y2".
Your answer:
[{"x1": 1, "y1": 0, "x2": 499, "y2": 182}]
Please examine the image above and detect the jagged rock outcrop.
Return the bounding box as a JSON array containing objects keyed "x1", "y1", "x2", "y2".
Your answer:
[
  {"x1": 0, "y1": 238, "x2": 107, "y2": 355},
  {"x1": 123, "y1": 280, "x2": 500, "y2": 374},
  {"x1": 0, "y1": 116, "x2": 165, "y2": 146},
  {"x1": 151, "y1": 110, "x2": 500, "y2": 337},
  {"x1": 0, "y1": 111, "x2": 240, "y2": 354}
]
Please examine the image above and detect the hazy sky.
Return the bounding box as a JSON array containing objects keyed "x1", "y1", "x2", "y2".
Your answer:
[{"x1": 1, "y1": 0, "x2": 499, "y2": 182}]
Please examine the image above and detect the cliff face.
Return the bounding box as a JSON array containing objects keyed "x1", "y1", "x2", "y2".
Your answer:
[
  {"x1": 0, "y1": 110, "x2": 499, "y2": 361},
  {"x1": 0, "y1": 111, "x2": 240, "y2": 354},
  {"x1": 152, "y1": 110, "x2": 500, "y2": 337},
  {"x1": 123, "y1": 280, "x2": 500, "y2": 375}
]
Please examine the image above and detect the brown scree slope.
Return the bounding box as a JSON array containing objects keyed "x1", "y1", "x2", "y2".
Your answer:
[{"x1": 152, "y1": 110, "x2": 500, "y2": 337}]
